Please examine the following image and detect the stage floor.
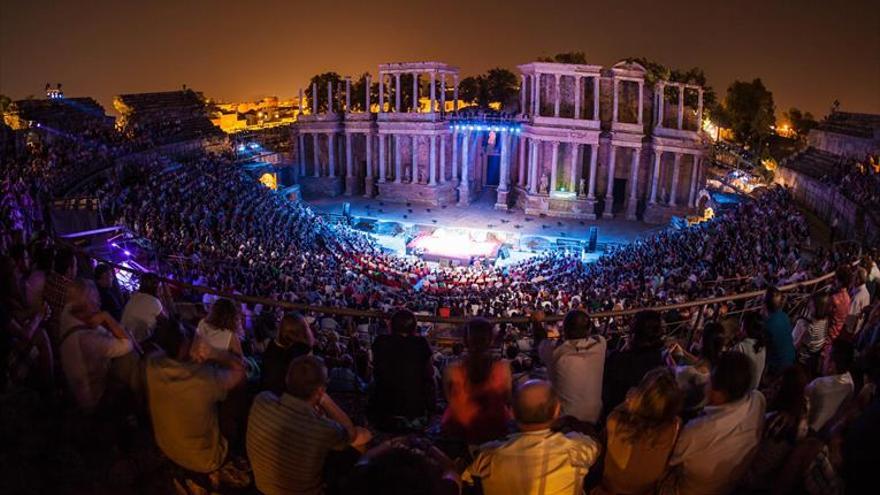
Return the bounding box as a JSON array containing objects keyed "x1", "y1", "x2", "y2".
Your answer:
[{"x1": 308, "y1": 190, "x2": 660, "y2": 246}]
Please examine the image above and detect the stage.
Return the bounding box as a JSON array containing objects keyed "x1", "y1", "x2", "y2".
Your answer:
[{"x1": 407, "y1": 229, "x2": 504, "y2": 264}]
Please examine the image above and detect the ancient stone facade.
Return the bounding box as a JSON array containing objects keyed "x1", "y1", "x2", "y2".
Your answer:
[{"x1": 292, "y1": 60, "x2": 708, "y2": 223}]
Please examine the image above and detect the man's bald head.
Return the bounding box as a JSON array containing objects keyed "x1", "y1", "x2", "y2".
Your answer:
[{"x1": 513, "y1": 379, "x2": 560, "y2": 427}]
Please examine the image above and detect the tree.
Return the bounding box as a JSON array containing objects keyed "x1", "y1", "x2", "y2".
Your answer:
[
  {"x1": 0, "y1": 94, "x2": 11, "y2": 115},
  {"x1": 349, "y1": 72, "x2": 382, "y2": 112},
  {"x1": 484, "y1": 68, "x2": 519, "y2": 111},
  {"x1": 304, "y1": 72, "x2": 343, "y2": 113},
  {"x1": 723, "y1": 78, "x2": 776, "y2": 150},
  {"x1": 458, "y1": 76, "x2": 485, "y2": 108},
  {"x1": 784, "y1": 107, "x2": 818, "y2": 140},
  {"x1": 537, "y1": 51, "x2": 587, "y2": 64}
]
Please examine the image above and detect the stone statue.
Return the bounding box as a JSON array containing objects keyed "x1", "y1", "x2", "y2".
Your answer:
[
  {"x1": 579, "y1": 178, "x2": 586, "y2": 197},
  {"x1": 404, "y1": 165, "x2": 412, "y2": 183},
  {"x1": 539, "y1": 173, "x2": 549, "y2": 194}
]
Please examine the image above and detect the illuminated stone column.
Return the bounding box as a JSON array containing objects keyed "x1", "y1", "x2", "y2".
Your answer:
[
  {"x1": 549, "y1": 141, "x2": 559, "y2": 194},
  {"x1": 553, "y1": 74, "x2": 561, "y2": 117},
  {"x1": 365, "y1": 75, "x2": 371, "y2": 113},
  {"x1": 429, "y1": 134, "x2": 437, "y2": 185},
  {"x1": 533, "y1": 73, "x2": 541, "y2": 116},
  {"x1": 429, "y1": 72, "x2": 436, "y2": 113},
  {"x1": 529, "y1": 139, "x2": 539, "y2": 194},
  {"x1": 327, "y1": 82, "x2": 333, "y2": 113},
  {"x1": 569, "y1": 143, "x2": 578, "y2": 193},
  {"x1": 440, "y1": 134, "x2": 447, "y2": 183},
  {"x1": 378, "y1": 74, "x2": 384, "y2": 112},
  {"x1": 669, "y1": 152, "x2": 681, "y2": 206},
  {"x1": 677, "y1": 85, "x2": 685, "y2": 130},
  {"x1": 498, "y1": 132, "x2": 510, "y2": 191},
  {"x1": 604, "y1": 145, "x2": 617, "y2": 217},
  {"x1": 574, "y1": 77, "x2": 581, "y2": 119},
  {"x1": 453, "y1": 74, "x2": 459, "y2": 113},
  {"x1": 345, "y1": 77, "x2": 351, "y2": 112},
  {"x1": 312, "y1": 133, "x2": 320, "y2": 177},
  {"x1": 412, "y1": 135, "x2": 419, "y2": 183},
  {"x1": 637, "y1": 81, "x2": 644, "y2": 125},
  {"x1": 395, "y1": 73, "x2": 401, "y2": 112},
  {"x1": 587, "y1": 144, "x2": 598, "y2": 200},
  {"x1": 394, "y1": 134, "x2": 402, "y2": 183},
  {"x1": 626, "y1": 147, "x2": 641, "y2": 220},
  {"x1": 518, "y1": 136, "x2": 526, "y2": 186},
  {"x1": 593, "y1": 76, "x2": 600, "y2": 120},
  {"x1": 412, "y1": 73, "x2": 419, "y2": 112},
  {"x1": 520, "y1": 74, "x2": 527, "y2": 115},
  {"x1": 298, "y1": 133, "x2": 306, "y2": 177},
  {"x1": 451, "y1": 131, "x2": 459, "y2": 181},
  {"x1": 345, "y1": 133, "x2": 353, "y2": 176},
  {"x1": 612, "y1": 79, "x2": 619, "y2": 122},
  {"x1": 688, "y1": 155, "x2": 700, "y2": 207},
  {"x1": 378, "y1": 134, "x2": 387, "y2": 183},
  {"x1": 298, "y1": 88, "x2": 304, "y2": 115},
  {"x1": 697, "y1": 89, "x2": 704, "y2": 130},
  {"x1": 440, "y1": 73, "x2": 446, "y2": 113},
  {"x1": 312, "y1": 83, "x2": 318, "y2": 114},
  {"x1": 650, "y1": 150, "x2": 661, "y2": 204},
  {"x1": 458, "y1": 131, "x2": 470, "y2": 205},
  {"x1": 328, "y1": 133, "x2": 336, "y2": 177},
  {"x1": 365, "y1": 133, "x2": 373, "y2": 178}
]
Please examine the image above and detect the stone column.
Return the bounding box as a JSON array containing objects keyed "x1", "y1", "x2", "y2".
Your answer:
[
  {"x1": 365, "y1": 75, "x2": 371, "y2": 113},
  {"x1": 365, "y1": 134, "x2": 373, "y2": 178},
  {"x1": 626, "y1": 147, "x2": 641, "y2": 220},
  {"x1": 345, "y1": 77, "x2": 351, "y2": 112},
  {"x1": 637, "y1": 81, "x2": 644, "y2": 125},
  {"x1": 498, "y1": 133, "x2": 510, "y2": 191},
  {"x1": 429, "y1": 72, "x2": 436, "y2": 113},
  {"x1": 612, "y1": 79, "x2": 619, "y2": 123},
  {"x1": 312, "y1": 83, "x2": 318, "y2": 114},
  {"x1": 327, "y1": 82, "x2": 333, "y2": 113},
  {"x1": 569, "y1": 143, "x2": 579, "y2": 193},
  {"x1": 412, "y1": 72, "x2": 419, "y2": 112},
  {"x1": 440, "y1": 134, "x2": 447, "y2": 183},
  {"x1": 604, "y1": 145, "x2": 617, "y2": 217},
  {"x1": 650, "y1": 150, "x2": 661, "y2": 204},
  {"x1": 697, "y1": 89, "x2": 704, "y2": 130},
  {"x1": 529, "y1": 139, "x2": 539, "y2": 194},
  {"x1": 378, "y1": 74, "x2": 384, "y2": 112},
  {"x1": 593, "y1": 77, "x2": 600, "y2": 120},
  {"x1": 520, "y1": 74, "x2": 527, "y2": 115},
  {"x1": 677, "y1": 85, "x2": 685, "y2": 130},
  {"x1": 688, "y1": 155, "x2": 700, "y2": 207},
  {"x1": 574, "y1": 77, "x2": 581, "y2": 119},
  {"x1": 411, "y1": 135, "x2": 419, "y2": 183},
  {"x1": 378, "y1": 134, "x2": 387, "y2": 183},
  {"x1": 429, "y1": 135, "x2": 437, "y2": 185},
  {"x1": 328, "y1": 133, "x2": 336, "y2": 177},
  {"x1": 458, "y1": 131, "x2": 470, "y2": 205},
  {"x1": 533, "y1": 73, "x2": 541, "y2": 116},
  {"x1": 587, "y1": 144, "x2": 598, "y2": 200},
  {"x1": 657, "y1": 82, "x2": 665, "y2": 127},
  {"x1": 312, "y1": 133, "x2": 320, "y2": 177},
  {"x1": 453, "y1": 75, "x2": 459, "y2": 113},
  {"x1": 553, "y1": 74, "x2": 561, "y2": 117},
  {"x1": 395, "y1": 73, "x2": 401, "y2": 112},
  {"x1": 298, "y1": 133, "x2": 306, "y2": 177},
  {"x1": 669, "y1": 152, "x2": 681, "y2": 206},
  {"x1": 298, "y1": 88, "x2": 304, "y2": 115},
  {"x1": 394, "y1": 134, "x2": 402, "y2": 183},
  {"x1": 518, "y1": 136, "x2": 526, "y2": 186},
  {"x1": 549, "y1": 141, "x2": 559, "y2": 194},
  {"x1": 451, "y1": 131, "x2": 459, "y2": 181},
  {"x1": 440, "y1": 73, "x2": 446, "y2": 113},
  {"x1": 345, "y1": 134, "x2": 353, "y2": 176}
]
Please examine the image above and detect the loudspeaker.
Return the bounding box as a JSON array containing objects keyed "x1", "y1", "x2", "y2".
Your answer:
[
  {"x1": 342, "y1": 202, "x2": 351, "y2": 217},
  {"x1": 587, "y1": 226, "x2": 598, "y2": 252}
]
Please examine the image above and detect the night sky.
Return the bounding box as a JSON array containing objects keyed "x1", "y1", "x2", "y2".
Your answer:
[{"x1": 1, "y1": 0, "x2": 878, "y2": 118}]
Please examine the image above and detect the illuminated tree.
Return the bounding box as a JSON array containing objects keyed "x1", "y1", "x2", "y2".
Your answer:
[
  {"x1": 304, "y1": 72, "x2": 343, "y2": 113},
  {"x1": 457, "y1": 68, "x2": 519, "y2": 110},
  {"x1": 722, "y1": 78, "x2": 776, "y2": 150},
  {"x1": 784, "y1": 107, "x2": 818, "y2": 140},
  {"x1": 537, "y1": 52, "x2": 587, "y2": 64}
]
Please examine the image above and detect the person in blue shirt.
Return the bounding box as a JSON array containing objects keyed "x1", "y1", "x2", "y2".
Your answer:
[{"x1": 764, "y1": 287, "x2": 795, "y2": 375}]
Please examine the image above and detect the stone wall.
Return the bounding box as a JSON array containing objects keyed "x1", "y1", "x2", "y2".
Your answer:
[{"x1": 808, "y1": 129, "x2": 880, "y2": 159}]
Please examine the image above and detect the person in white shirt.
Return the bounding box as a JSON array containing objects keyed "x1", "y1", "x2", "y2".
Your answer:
[
  {"x1": 669, "y1": 351, "x2": 766, "y2": 495},
  {"x1": 120, "y1": 272, "x2": 165, "y2": 342},
  {"x1": 733, "y1": 313, "x2": 768, "y2": 391},
  {"x1": 849, "y1": 268, "x2": 871, "y2": 331},
  {"x1": 59, "y1": 279, "x2": 136, "y2": 412},
  {"x1": 805, "y1": 339, "x2": 855, "y2": 432},
  {"x1": 538, "y1": 310, "x2": 606, "y2": 424},
  {"x1": 463, "y1": 379, "x2": 600, "y2": 495},
  {"x1": 196, "y1": 298, "x2": 243, "y2": 356}
]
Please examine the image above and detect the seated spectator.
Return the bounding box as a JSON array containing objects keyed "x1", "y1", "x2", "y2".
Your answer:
[
  {"x1": 668, "y1": 351, "x2": 766, "y2": 495},
  {"x1": 849, "y1": 267, "x2": 871, "y2": 332},
  {"x1": 24, "y1": 245, "x2": 53, "y2": 313},
  {"x1": 794, "y1": 292, "x2": 831, "y2": 376},
  {"x1": 671, "y1": 322, "x2": 725, "y2": 414},
  {"x1": 368, "y1": 309, "x2": 435, "y2": 430},
  {"x1": 594, "y1": 368, "x2": 683, "y2": 495},
  {"x1": 44, "y1": 248, "x2": 77, "y2": 338},
  {"x1": 246, "y1": 355, "x2": 371, "y2": 495},
  {"x1": 260, "y1": 312, "x2": 314, "y2": 395},
  {"x1": 732, "y1": 312, "x2": 767, "y2": 390},
  {"x1": 806, "y1": 339, "x2": 854, "y2": 432},
  {"x1": 463, "y1": 379, "x2": 600, "y2": 495},
  {"x1": 441, "y1": 317, "x2": 512, "y2": 444},
  {"x1": 344, "y1": 437, "x2": 460, "y2": 495},
  {"x1": 58, "y1": 279, "x2": 135, "y2": 412},
  {"x1": 94, "y1": 263, "x2": 124, "y2": 321},
  {"x1": 539, "y1": 309, "x2": 606, "y2": 424},
  {"x1": 842, "y1": 344, "x2": 880, "y2": 490},
  {"x1": 120, "y1": 272, "x2": 164, "y2": 343},
  {"x1": 828, "y1": 266, "x2": 853, "y2": 344},
  {"x1": 145, "y1": 318, "x2": 245, "y2": 485},
  {"x1": 195, "y1": 297, "x2": 243, "y2": 355},
  {"x1": 603, "y1": 310, "x2": 666, "y2": 415},
  {"x1": 764, "y1": 287, "x2": 795, "y2": 375}
]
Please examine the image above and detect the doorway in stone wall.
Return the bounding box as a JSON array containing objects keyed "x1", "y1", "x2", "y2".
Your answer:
[{"x1": 612, "y1": 178, "x2": 627, "y2": 213}]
